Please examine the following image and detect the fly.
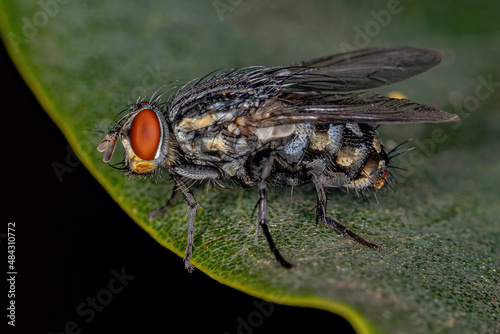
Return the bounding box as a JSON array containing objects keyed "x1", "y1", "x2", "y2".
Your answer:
[{"x1": 97, "y1": 46, "x2": 459, "y2": 271}]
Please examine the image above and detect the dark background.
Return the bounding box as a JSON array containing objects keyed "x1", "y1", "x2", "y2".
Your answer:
[{"x1": 1, "y1": 41, "x2": 355, "y2": 334}]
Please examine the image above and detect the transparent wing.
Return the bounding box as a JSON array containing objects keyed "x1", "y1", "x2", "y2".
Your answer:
[
  {"x1": 243, "y1": 92, "x2": 459, "y2": 127},
  {"x1": 273, "y1": 46, "x2": 442, "y2": 92}
]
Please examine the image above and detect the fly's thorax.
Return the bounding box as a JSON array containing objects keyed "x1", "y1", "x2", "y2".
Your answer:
[
  {"x1": 97, "y1": 102, "x2": 171, "y2": 175},
  {"x1": 171, "y1": 105, "x2": 272, "y2": 165}
]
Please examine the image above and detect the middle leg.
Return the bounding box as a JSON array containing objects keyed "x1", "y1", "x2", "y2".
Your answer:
[{"x1": 257, "y1": 154, "x2": 294, "y2": 268}]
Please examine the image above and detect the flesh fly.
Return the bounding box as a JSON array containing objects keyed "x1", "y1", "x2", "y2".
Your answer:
[{"x1": 98, "y1": 47, "x2": 459, "y2": 271}]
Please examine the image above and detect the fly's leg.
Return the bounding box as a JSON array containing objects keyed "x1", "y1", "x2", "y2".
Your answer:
[
  {"x1": 172, "y1": 175, "x2": 198, "y2": 272},
  {"x1": 147, "y1": 187, "x2": 179, "y2": 220},
  {"x1": 257, "y1": 155, "x2": 294, "y2": 268},
  {"x1": 147, "y1": 165, "x2": 220, "y2": 220},
  {"x1": 150, "y1": 165, "x2": 221, "y2": 271},
  {"x1": 312, "y1": 175, "x2": 381, "y2": 250}
]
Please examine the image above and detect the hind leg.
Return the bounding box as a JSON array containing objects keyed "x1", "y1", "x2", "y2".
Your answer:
[{"x1": 312, "y1": 175, "x2": 381, "y2": 250}]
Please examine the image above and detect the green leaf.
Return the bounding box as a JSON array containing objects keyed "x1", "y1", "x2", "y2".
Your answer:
[{"x1": 2, "y1": 1, "x2": 498, "y2": 333}]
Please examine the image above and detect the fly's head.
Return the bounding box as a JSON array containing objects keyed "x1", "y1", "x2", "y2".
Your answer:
[{"x1": 97, "y1": 101, "x2": 170, "y2": 176}]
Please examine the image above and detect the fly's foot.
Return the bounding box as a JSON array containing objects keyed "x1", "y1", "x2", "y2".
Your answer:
[
  {"x1": 321, "y1": 214, "x2": 381, "y2": 251},
  {"x1": 184, "y1": 257, "x2": 195, "y2": 273},
  {"x1": 147, "y1": 207, "x2": 167, "y2": 220}
]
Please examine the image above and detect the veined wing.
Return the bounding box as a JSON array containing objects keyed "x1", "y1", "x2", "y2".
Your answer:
[
  {"x1": 240, "y1": 92, "x2": 459, "y2": 127},
  {"x1": 273, "y1": 46, "x2": 442, "y2": 92}
]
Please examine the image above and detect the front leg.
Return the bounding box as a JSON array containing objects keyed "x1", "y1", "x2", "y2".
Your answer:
[
  {"x1": 154, "y1": 165, "x2": 221, "y2": 271},
  {"x1": 172, "y1": 175, "x2": 199, "y2": 272},
  {"x1": 148, "y1": 187, "x2": 179, "y2": 220},
  {"x1": 312, "y1": 175, "x2": 381, "y2": 250},
  {"x1": 148, "y1": 165, "x2": 221, "y2": 220}
]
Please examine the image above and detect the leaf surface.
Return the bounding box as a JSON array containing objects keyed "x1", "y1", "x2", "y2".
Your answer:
[{"x1": 1, "y1": 1, "x2": 498, "y2": 333}]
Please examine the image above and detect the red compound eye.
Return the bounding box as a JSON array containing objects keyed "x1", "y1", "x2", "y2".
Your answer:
[{"x1": 129, "y1": 109, "x2": 161, "y2": 160}]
